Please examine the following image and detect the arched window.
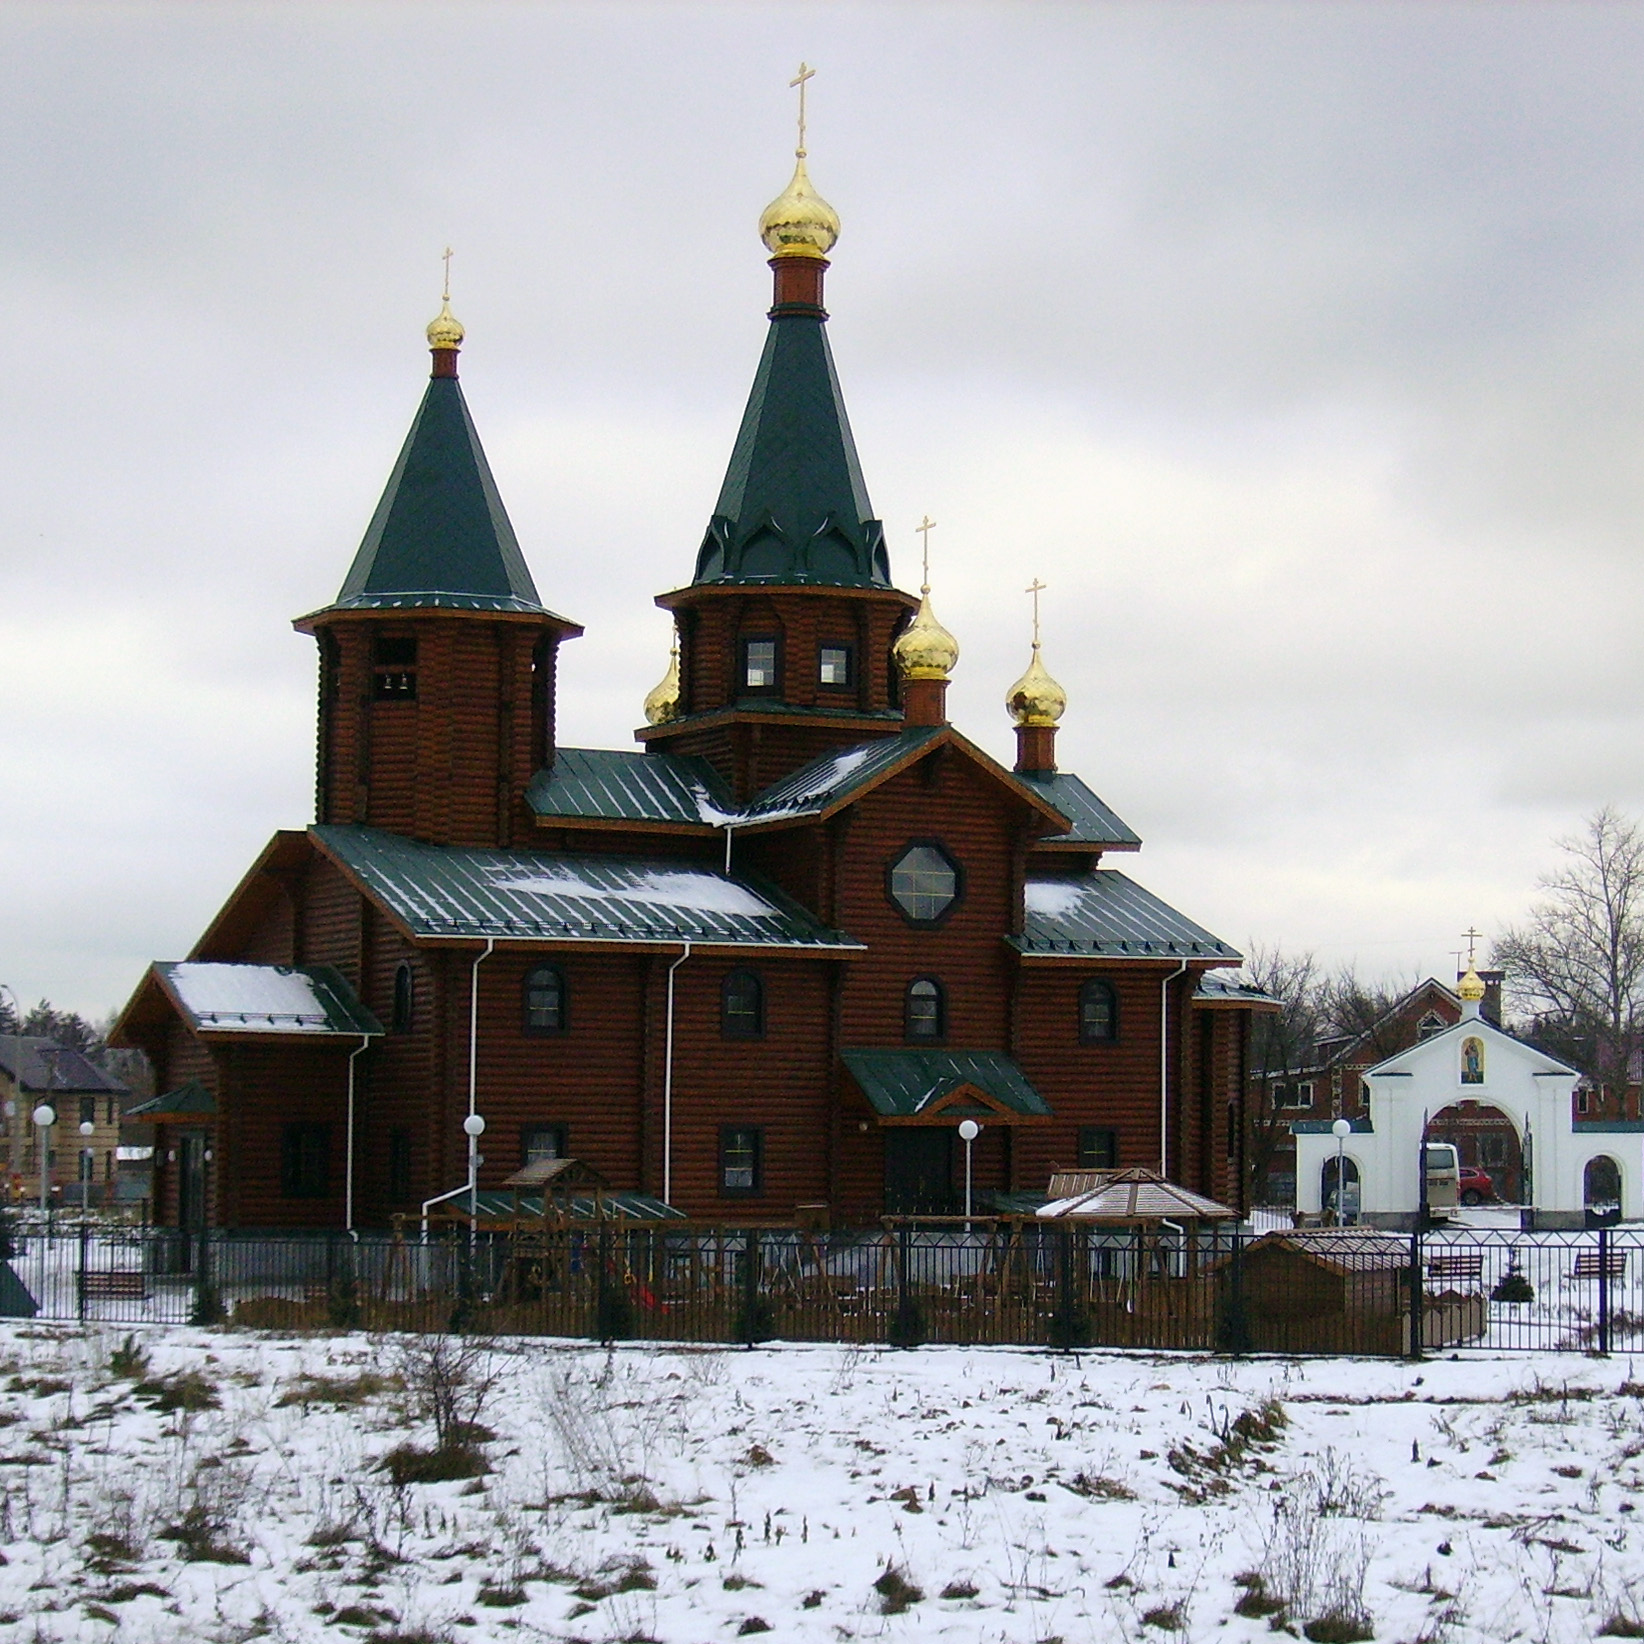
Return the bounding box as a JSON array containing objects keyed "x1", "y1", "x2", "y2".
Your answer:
[
  {"x1": 905, "y1": 977, "x2": 945, "y2": 1042},
  {"x1": 721, "y1": 969, "x2": 765, "y2": 1039},
  {"x1": 523, "y1": 965, "x2": 567, "y2": 1035},
  {"x1": 391, "y1": 962, "x2": 414, "y2": 1034},
  {"x1": 1080, "y1": 979, "x2": 1117, "y2": 1043}
]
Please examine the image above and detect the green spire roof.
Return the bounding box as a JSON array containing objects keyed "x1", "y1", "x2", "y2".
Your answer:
[
  {"x1": 328, "y1": 375, "x2": 553, "y2": 615},
  {"x1": 693, "y1": 311, "x2": 891, "y2": 588}
]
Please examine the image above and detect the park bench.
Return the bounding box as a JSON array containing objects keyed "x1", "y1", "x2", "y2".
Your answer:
[
  {"x1": 1571, "y1": 1249, "x2": 1627, "y2": 1280},
  {"x1": 80, "y1": 1271, "x2": 148, "y2": 1301},
  {"x1": 1425, "y1": 1251, "x2": 1485, "y2": 1284}
]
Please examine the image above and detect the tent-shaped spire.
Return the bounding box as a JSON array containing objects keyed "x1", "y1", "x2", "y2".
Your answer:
[{"x1": 323, "y1": 355, "x2": 552, "y2": 616}]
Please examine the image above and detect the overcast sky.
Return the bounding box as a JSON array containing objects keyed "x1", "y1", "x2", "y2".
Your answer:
[{"x1": 4, "y1": 1, "x2": 1643, "y2": 1019}]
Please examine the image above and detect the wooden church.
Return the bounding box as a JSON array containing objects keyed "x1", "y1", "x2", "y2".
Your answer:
[{"x1": 112, "y1": 137, "x2": 1272, "y2": 1231}]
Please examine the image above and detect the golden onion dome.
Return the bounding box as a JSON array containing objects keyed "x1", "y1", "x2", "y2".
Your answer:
[
  {"x1": 893, "y1": 589, "x2": 959, "y2": 681},
  {"x1": 759, "y1": 154, "x2": 840, "y2": 259},
  {"x1": 426, "y1": 298, "x2": 465, "y2": 351},
  {"x1": 643, "y1": 641, "x2": 682, "y2": 726},
  {"x1": 1006, "y1": 643, "x2": 1067, "y2": 727},
  {"x1": 1458, "y1": 963, "x2": 1486, "y2": 1004}
]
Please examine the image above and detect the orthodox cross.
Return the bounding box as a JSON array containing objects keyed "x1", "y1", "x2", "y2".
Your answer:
[
  {"x1": 915, "y1": 514, "x2": 937, "y2": 591},
  {"x1": 790, "y1": 62, "x2": 816, "y2": 155},
  {"x1": 441, "y1": 246, "x2": 454, "y2": 303},
  {"x1": 1025, "y1": 577, "x2": 1048, "y2": 647},
  {"x1": 1462, "y1": 926, "x2": 1483, "y2": 967}
]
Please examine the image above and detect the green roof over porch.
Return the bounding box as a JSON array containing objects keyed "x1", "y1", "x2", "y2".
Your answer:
[{"x1": 842, "y1": 1049, "x2": 1053, "y2": 1122}]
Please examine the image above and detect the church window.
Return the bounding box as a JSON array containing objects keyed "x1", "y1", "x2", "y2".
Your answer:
[
  {"x1": 521, "y1": 1123, "x2": 568, "y2": 1167},
  {"x1": 1079, "y1": 979, "x2": 1118, "y2": 1043},
  {"x1": 719, "y1": 1125, "x2": 762, "y2": 1196},
  {"x1": 905, "y1": 977, "x2": 946, "y2": 1041},
  {"x1": 79, "y1": 1096, "x2": 96, "y2": 1128},
  {"x1": 1461, "y1": 1037, "x2": 1485, "y2": 1085},
  {"x1": 741, "y1": 637, "x2": 779, "y2": 692},
  {"x1": 391, "y1": 962, "x2": 414, "y2": 1034},
  {"x1": 889, "y1": 842, "x2": 961, "y2": 925},
  {"x1": 388, "y1": 1127, "x2": 412, "y2": 1203},
  {"x1": 721, "y1": 970, "x2": 765, "y2": 1039},
  {"x1": 1578, "y1": 1087, "x2": 1592, "y2": 1115},
  {"x1": 1417, "y1": 1011, "x2": 1446, "y2": 1040},
  {"x1": 818, "y1": 644, "x2": 853, "y2": 687},
  {"x1": 1078, "y1": 1126, "x2": 1119, "y2": 1169},
  {"x1": 523, "y1": 965, "x2": 567, "y2": 1035},
  {"x1": 281, "y1": 1123, "x2": 330, "y2": 1198},
  {"x1": 1292, "y1": 1080, "x2": 1314, "y2": 1110},
  {"x1": 372, "y1": 635, "x2": 418, "y2": 700}
]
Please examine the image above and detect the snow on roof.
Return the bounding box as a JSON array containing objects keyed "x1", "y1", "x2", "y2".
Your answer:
[
  {"x1": 487, "y1": 868, "x2": 774, "y2": 919},
  {"x1": 160, "y1": 963, "x2": 380, "y2": 1036}
]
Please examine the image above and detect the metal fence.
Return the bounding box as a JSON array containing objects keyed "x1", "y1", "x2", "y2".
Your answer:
[{"x1": 2, "y1": 1218, "x2": 1640, "y2": 1355}]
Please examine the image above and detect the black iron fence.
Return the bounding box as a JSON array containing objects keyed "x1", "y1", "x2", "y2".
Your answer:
[{"x1": 2, "y1": 1218, "x2": 1640, "y2": 1355}]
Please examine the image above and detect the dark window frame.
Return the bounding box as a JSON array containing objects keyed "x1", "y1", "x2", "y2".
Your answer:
[
  {"x1": 1079, "y1": 978, "x2": 1118, "y2": 1044},
  {"x1": 886, "y1": 839, "x2": 965, "y2": 929},
  {"x1": 817, "y1": 642, "x2": 855, "y2": 689},
  {"x1": 1078, "y1": 1126, "x2": 1119, "y2": 1169},
  {"x1": 79, "y1": 1096, "x2": 96, "y2": 1128},
  {"x1": 739, "y1": 634, "x2": 782, "y2": 696},
  {"x1": 523, "y1": 964, "x2": 568, "y2": 1036},
  {"x1": 520, "y1": 1123, "x2": 569, "y2": 1168},
  {"x1": 904, "y1": 975, "x2": 947, "y2": 1043},
  {"x1": 391, "y1": 962, "x2": 414, "y2": 1035},
  {"x1": 372, "y1": 635, "x2": 419, "y2": 701},
  {"x1": 281, "y1": 1122, "x2": 331, "y2": 1199},
  {"x1": 387, "y1": 1127, "x2": 413, "y2": 1204},
  {"x1": 718, "y1": 1124, "x2": 764, "y2": 1198},
  {"x1": 720, "y1": 968, "x2": 766, "y2": 1040}
]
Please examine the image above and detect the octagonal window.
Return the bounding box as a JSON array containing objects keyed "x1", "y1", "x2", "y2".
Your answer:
[{"x1": 889, "y1": 842, "x2": 960, "y2": 925}]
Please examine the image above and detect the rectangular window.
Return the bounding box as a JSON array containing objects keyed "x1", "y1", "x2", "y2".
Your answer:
[
  {"x1": 281, "y1": 1123, "x2": 330, "y2": 1199},
  {"x1": 719, "y1": 1125, "x2": 763, "y2": 1197},
  {"x1": 1293, "y1": 1081, "x2": 1314, "y2": 1110},
  {"x1": 388, "y1": 1127, "x2": 412, "y2": 1204},
  {"x1": 1577, "y1": 1088, "x2": 1591, "y2": 1115},
  {"x1": 521, "y1": 1123, "x2": 568, "y2": 1167},
  {"x1": 106, "y1": 1095, "x2": 115, "y2": 1125},
  {"x1": 741, "y1": 638, "x2": 779, "y2": 692},
  {"x1": 1078, "y1": 1127, "x2": 1119, "y2": 1169},
  {"x1": 79, "y1": 1096, "x2": 96, "y2": 1128},
  {"x1": 818, "y1": 644, "x2": 853, "y2": 687}
]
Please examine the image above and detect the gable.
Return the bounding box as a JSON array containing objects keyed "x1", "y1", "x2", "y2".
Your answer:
[{"x1": 1369, "y1": 1015, "x2": 1575, "y2": 1081}]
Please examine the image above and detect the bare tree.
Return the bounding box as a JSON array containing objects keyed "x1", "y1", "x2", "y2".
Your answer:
[
  {"x1": 1494, "y1": 805, "x2": 1644, "y2": 1099},
  {"x1": 1243, "y1": 943, "x2": 1328, "y2": 1203},
  {"x1": 1320, "y1": 968, "x2": 1426, "y2": 1063}
]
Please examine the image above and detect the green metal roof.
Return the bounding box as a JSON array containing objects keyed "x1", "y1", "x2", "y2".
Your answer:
[
  {"x1": 841, "y1": 1049, "x2": 1053, "y2": 1119},
  {"x1": 693, "y1": 311, "x2": 891, "y2": 588},
  {"x1": 1016, "y1": 871, "x2": 1240, "y2": 960},
  {"x1": 526, "y1": 748, "x2": 736, "y2": 828},
  {"x1": 154, "y1": 962, "x2": 383, "y2": 1037},
  {"x1": 457, "y1": 1189, "x2": 685, "y2": 1222},
  {"x1": 739, "y1": 727, "x2": 943, "y2": 822},
  {"x1": 126, "y1": 1079, "x2": 218, "y2": 1120},
  {"x1": 314, "y1": 825, "x2": 862, "y2": 950},
  {"x1": 319, "y1": 374, "x2": 570, "y2": 619},
  {"x1": 1016, "y1": 772, "x2": 1141, "y2": 849}
]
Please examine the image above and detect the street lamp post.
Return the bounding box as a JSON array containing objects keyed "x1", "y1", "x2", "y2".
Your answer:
[
  {"x1": 78, "y1": 1119, "x2": 94, "y2": 1211},
  {"x1": 1331, "y1": 1117, "x2": 1352, "y2": 1226},
  {"x1": 958, "y1": 1119, "x2": 980, "y2": 1231},
  {"x1": 463, "y1": 1112, "x2": 486, "y2": 1223},
  {"x1": 32, "y1": 1103, "x2": 55, "y2": 1220}
]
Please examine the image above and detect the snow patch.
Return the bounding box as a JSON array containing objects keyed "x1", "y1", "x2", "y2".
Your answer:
[
  {"x1": 169, "y1": 962, "x2": 336, "y2": 1030},
  {"x1": 1023, "y1": 880, "x2": 1086, "y2": 917},
  {"x1": 489, "y1": 869, "x2": 774, "y2": 918}
]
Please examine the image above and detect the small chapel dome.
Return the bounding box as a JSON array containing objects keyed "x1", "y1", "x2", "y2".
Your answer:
[
  {"x1": 1006, "y1": 644, "x2": 1067, "y2": 727},
  {"x1": 1458, "y1": 963, "x2": 1486, "y2": 1004},
  {"x1": 426, "y1": 298, "x2": 465, "y2": 351},
  {"x1": 643, "y1": 641, "x2": 682, "y2": 726},
  {"x1": 759, "y1": 154, "x2": 841, "y2": 260},
  {"x1": 893, "y1": 590, "x2": 960, "y2": 681}
]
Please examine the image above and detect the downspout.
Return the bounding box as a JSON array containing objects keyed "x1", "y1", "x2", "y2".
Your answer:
[
  {"x1": 344, "y1": 1032, "x2": 378, "y2": 1235},
  {"x1": 663, "y1": 940, "x2": 693, "y2": 1206},
  {"x1": 723, "y1": 823, "x2": 736, "y2": 874},
  {"x1": 1160, "y1": 958, "x2": 1188, "y2": 1178},
  {"x1": 468, "y1": 938, "x2": 496, "y2": 1222}
]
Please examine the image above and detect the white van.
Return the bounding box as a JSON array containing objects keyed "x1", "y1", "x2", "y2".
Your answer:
[{"x1": 1424, "y1": 1142, "x2": 1460, "y2": 1215}]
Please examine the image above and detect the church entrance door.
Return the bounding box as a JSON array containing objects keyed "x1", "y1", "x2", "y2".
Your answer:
[{"x1": 884, "y1": 1129, "x2": 956, "y2": 1216}]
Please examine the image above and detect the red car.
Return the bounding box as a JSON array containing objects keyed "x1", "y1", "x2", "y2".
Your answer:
[{"x1": 1459, "y1": 1165, "x2": 1494, "y2": 1206}]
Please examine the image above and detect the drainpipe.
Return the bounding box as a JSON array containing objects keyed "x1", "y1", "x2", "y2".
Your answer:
[
  {"x1": 663, "y1": 940, "x2": 692, "y2": 1206},
  {"x1": 1160, "y1": 958, "x2": 1188, "y2": 1178},
  {"x1": 723, "y1": 823, "x2": 736, "y2": 874},
  {"x1": 344, "y1": 1032, "x2": 378, "y2": 1234},
  {"x1": 468, "y1": 939, "x2": 496, "y2": 1221}
]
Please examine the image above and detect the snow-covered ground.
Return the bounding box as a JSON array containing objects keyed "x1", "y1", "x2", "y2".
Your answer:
[{"x1": 0, "y1": 1322, "x2": 1641, "y2": 1643}]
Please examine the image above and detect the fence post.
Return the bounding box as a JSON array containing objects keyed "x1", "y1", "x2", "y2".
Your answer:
[
  {"x1": 1224, "y1": 1225, "x2": 1249, "y2": 1355},
  {"x1": 742, "y1": 1228, "x2": 759, "y2": 1349},
  {"x1": 1598, "y1": 1224, "x2": 1612, "y2": 1357},
  {"x1": 1406, "y1": 1224, "x2": 1424, "y2": 1359},
  {"x1": 76, "y1": 1216, "x2": 88, "y2": 1324}
]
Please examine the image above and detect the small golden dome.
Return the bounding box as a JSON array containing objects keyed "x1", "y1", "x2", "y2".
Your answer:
[
  {"x1": 893, "y1": 589, "x2": 959, "y2": 681},
  {"x1": 1458, "y1": 963, "x2": 1486, "y2": 1003},
  {"x1": 759, "y1": 154, "x2": 840, "y2": 259},
  {"x1": 426, "y1": 299, "x2": 465, "y2": 351},
  {"x1": 1006, "y1": 643, "x2": 1067, "y2": 727},
  {"x1": 643, "y1": 641, "x2": 682, "y2": 726}
]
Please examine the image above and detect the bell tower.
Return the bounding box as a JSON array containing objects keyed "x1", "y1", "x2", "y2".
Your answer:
[{"x1": 295, "y1": 291, "x2": 582, "y2": 847}]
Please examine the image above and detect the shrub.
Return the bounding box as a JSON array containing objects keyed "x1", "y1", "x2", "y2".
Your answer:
[
  {"x1": 159, "y1": 1506, "x2": 249, "y2": 1565},
  {"x1": 135, "y1": 1371, "x2": 219, "y2": 1413},
  {"x1": 941, "y1": 1579, "x2": 980, "y2": 1600},
  {"x1": 594, "y1": 1288, "x2": 634, "y2": 1343},
  {"x1": 106, "y1": 1335, "x2": 150, "y2": 1380},
  {"x1": 377, "y1": 1443, "x2": 489, "y2": 1486},
  {"x1": 1048, "y1": 1305, "x2": 1091, "y2": 1352},
  {"x1": 1142, "y1": 1604, "x2": 1184, "y2": 1629},
  {"x1": 275, "y1": 1371, "x2": 399, "y2": 1409},
  {"x1": 735, "y1": 1296, "x2": 777, "y2": 1345},
  {"x1": 189, "y1": 1281, "x2": 224, "y2": 1327},
  {"x1": 886, "y1": 1296, "x2": 925, "y2": 1350},
  {"x1": 874, "y1": 1565, "x2": 924, "y2": 1614},
  {"x1": 1492, "y1": 1266, "x2": 1535, "y2": 1303}
]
